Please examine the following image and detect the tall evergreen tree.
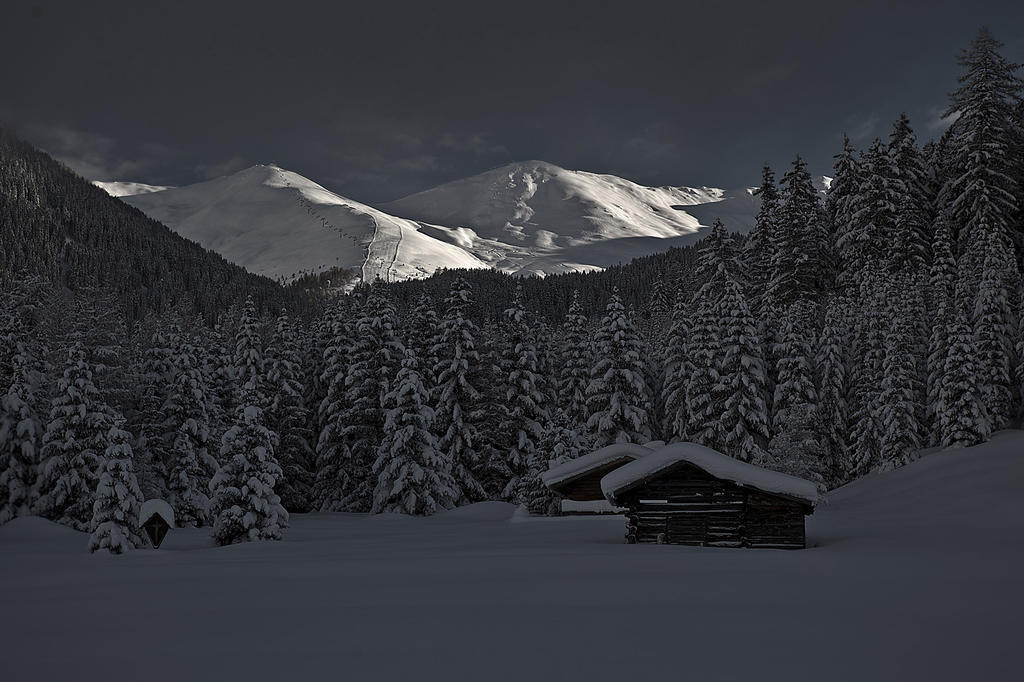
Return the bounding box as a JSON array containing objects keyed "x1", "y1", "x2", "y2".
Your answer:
[
  {"x1": 34, "y1": 343, "x2": 116, "y2": 530},
  {"x1": 163, "y1": 329, "x2": 217, "y2": 527},
  {"x1": 496, "y1": 286, "x2": 549, "y2": 498},
  {"x1": 715, "y1": 274, "x2": 769, "y2": 462},
  {"x1": 769, "y1": 156, "x2": 827, "y2": 305},
  {"x1": 661, "y1": 293, "x2": 693, "y2": 442},
  {"x1": 942, "y1": 27, "x2": 1023, "y2": 269},
  {"x1": 264, "y1": 309, "x2": 315, "y2": 512},
  {"x1": 432, "y1": 277, "x2": 487, "y2": 503},
  {"x1": 586, "y1": 290, "x2": 651, "y2": 446},
  {"x1": 372, "y1": 346, "x2": 456, "y2": 515},
  {"x1": 313, "y1": 298, "x2": 354, "y2": 511},
  {"x1": 0, "y1": 335, "x2": 43, "y2": 523},
  {"x1": 557, "y1": 291, "x2": 592, "y2": 426},
  {"x1": 341, "y1": 290, "x2": 403, "y2": 511},
  {"x1": 743, "y1": 165, "x2": 779, "y2": 311},
  {"x1": 209, "y1": 383, "x2": 288, "y2": 545},
  {"x1": 938, "y1": 286, "x2": 991, "y2": 447},
  {"x1": 88, "y1": 422, "x2": 145, "y2": 554}
]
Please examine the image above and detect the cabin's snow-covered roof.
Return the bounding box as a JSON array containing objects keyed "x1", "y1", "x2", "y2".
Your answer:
[
  {"x1": 542, "y1": 443, "x2": 653, "y2": 488},
  {"x1": 601, "y1": 443, "x2": 820, "y2": 506},
  {"x1": 139, "y1": 499, "x2": 175, "y2": 527}
]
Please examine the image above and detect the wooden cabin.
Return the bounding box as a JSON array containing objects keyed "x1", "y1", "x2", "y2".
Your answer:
[
  {"x1": 601, "y1": 443, "x2": 819, "y2": 549},
  {"x1": 542, "y1": 443, "x2": 654, "y2": 514}
]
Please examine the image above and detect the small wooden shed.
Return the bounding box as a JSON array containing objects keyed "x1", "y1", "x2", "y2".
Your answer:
[
  {"x1": 542, "y1": 443, "x2": 654, "y2": 514},
  {"x1": 601, "y1": 443, "x2": 819, "y2": 549}
]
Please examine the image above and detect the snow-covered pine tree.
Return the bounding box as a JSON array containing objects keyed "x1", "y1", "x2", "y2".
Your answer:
[
  {"x1": 661, "y1": 293, "x2": 693, "y2": 442},
  {"x1": 233, "y1": 295, "x2": 265, "y2": 404},
  {"x1": 88, "y1": 422, "x2": 145, "y2": 554},
  {"x1": 0, "y1": 335, "x2": 43, "y2": 523},
  {"x1": 408, "y1": 294, "x2": 442, "y2": 394},
  {"x1": 942, "y1": 28, "x2": 1022, "y2": 276},
  {"x1": 764, "y1": 403, "x2": 825, "y2": 486},
  {"x1": 586, "y1": 289, "x2": 651, "y2": 446},
  {"x1": 769, "y1": 156, "x2": 827, "y2": 306},
  {"x1": 341, "y1": 289, "x2": 403, "y2": 511},
  {"x1": 816, "y1": 298, "x2": 852, "y2": 485},
  {"x1": 432, "y1": 277, "x2": 487, "y2": 503},
  {"x1": 926, "y1": 213, "x2": 957, "y2": 440},
  {"x1": 264, "y1": 309, "x2": 315, "y2": 512},
  {"x1": 839, "y1": 140, "x2": 899, "y2": 291},
  {"x1": 130, "y1": 323, "x2": 177, "y2": 499},
  {"x1": 496, "y1": 286, "x2": 549, "y2": 498},
  {"x1": 887, "y1": 114, "x2": 931, "y2": 276},
  {"x1": 163, "y1": 328, "x2": 217, "y2": 527},
  {"x1": 313, "y1": 297, "x2": 354, "y2": 511},
  {"x1": 742, "y1": 165, "x2": 778, "y2": 313},
  {"x1": 973, "y1": 232, "x2": 1017, "y2": 430},
  {"x1": 684, "y1": 291, "x2": 720, "y2": 447},
  {"x1": 209, "y1": 382, "x2": 288, "y2": 545},
  {"x1": 715, "y1": 273, "x2": 769, "y2": 462},
  {"x1": 557, "y1": 291, "x2": 592, "y2": 427},
  {"x1": 34, "y1": 343, "x2": 117, "y2": 530},
  {"x1": 772, "y1": 303, "x2": 818, "y2": 425},
  {"x1": 878, "y1": 291, "x2": 923, "y2": 470},
  {"x1": 938, "y1": 284, "x2": 990, "y2": 447},
  {"x1": 372, "y1": 346, "x2": 456, "y2": 515},
  {"x1": 827, "y1": 135, "x2": 863, "y2": 292},
  {"x1": 770, "y1": 302, "x2": 820, "y2": 473},
  {"x1": 848, "y1": 273, "x2": 888, "y2": 476}
]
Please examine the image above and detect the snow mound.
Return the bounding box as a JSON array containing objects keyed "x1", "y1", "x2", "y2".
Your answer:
[
  {"x1": 139, "y1": 499, "x2": 175, "y2": 528},
  {"x1": 601, "y1": 442, "x2": 820, "y2": 505},
  {"x1": 541, "y1": 442, "x2": 652, "y2": 488},
  {"x1": 436, "y1": 501, "x2": 519, "y2": 521},
  {"x1": 0, "y1": 515, "x2": 82, "y2": 542}
]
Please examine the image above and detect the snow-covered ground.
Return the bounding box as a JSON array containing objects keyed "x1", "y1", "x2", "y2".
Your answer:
[{"x1": 2, "y1": 431, "x2": 1022, "y2": 681}]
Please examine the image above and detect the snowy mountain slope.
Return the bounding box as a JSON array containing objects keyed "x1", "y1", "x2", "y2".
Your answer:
[
  {"x1": 114, "y1": 160, "x2": 772, "y2": 282},
  {"x1": 2, "y1": 432, "x2": 1021, "y2": 681},
  {"x1": 120, "y1": 165, "x2": 487, "y2": 282},
  {"x1": 93, "y1": 180, "x2": 173, "y2": 197},
  {"x1": 381, "y1": 160, "x2": 760, "y2": 273}
]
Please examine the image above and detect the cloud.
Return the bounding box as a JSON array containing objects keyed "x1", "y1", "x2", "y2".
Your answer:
[
  {"x1": 847, "y1": 114, "x2": 880, "y2": 143},
  {"x1": 21, "y1": 122, "x2": 145, "y2": 180},
  {"x1": 926, "y1": 106, "x2": 961, "y2": 132},
  {"x1": 438, "y1": 131, "x2": 506, "y2": 155},
  {"x1": 194, "y1": 156, "x2": 249, "y2": 179}
]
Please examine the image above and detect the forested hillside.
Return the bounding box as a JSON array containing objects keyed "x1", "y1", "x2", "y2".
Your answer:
[{"x1": 0, "y1": 128, "x2": 301, "y2": 321}]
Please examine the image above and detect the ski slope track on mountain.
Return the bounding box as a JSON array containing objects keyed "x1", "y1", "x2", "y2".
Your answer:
[
  {"x1": 2, "y1": 431, "x2": 1021, "y2": 681},
  {"x1": 119, "y1": 165, "x2": 487, "y2": 283}
]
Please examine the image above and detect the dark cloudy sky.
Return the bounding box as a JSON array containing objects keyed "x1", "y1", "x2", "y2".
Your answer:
[{"x1": 2, "y1": 0, "x2": 1023, "y2": 202}]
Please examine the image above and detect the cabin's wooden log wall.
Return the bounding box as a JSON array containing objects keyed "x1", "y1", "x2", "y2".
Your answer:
[
  {"x1": 555, "y1": 458, "x2": 634, "y2": 501},
  {"x1": 619, "y1": 462, "x2": 808, "y2": 549}
]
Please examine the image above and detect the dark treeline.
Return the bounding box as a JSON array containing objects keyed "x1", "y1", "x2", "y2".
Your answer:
[{"x1": 1, "y1": 29, "x2": 1022, "y2": 551}]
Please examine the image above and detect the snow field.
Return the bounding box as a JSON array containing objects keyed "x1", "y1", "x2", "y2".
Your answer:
[{"x1": 2, "y1": 432, "x2": 1022, "y2": 681}]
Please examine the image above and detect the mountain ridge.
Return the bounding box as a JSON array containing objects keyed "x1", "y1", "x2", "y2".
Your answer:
[{"x1": 105, "y1": 160, "x2": 770, "y2": 283}]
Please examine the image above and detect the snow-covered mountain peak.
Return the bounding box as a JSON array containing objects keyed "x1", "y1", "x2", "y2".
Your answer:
[{"x1": 113, "y1": 160, "x2": 763, "y2": 283}]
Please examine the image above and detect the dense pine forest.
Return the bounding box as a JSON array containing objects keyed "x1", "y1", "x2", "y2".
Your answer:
[{"x1": 1, "y1": 29, "x2": 1023, "y2": 550}]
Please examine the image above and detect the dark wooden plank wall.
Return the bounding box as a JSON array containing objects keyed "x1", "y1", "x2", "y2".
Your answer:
[
  {"x1": 555, "y1": 458, "x2": 635, "y2": 501},
  {"x1": 618, "y1": 462, "x2": 807, "y2": 549}
]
